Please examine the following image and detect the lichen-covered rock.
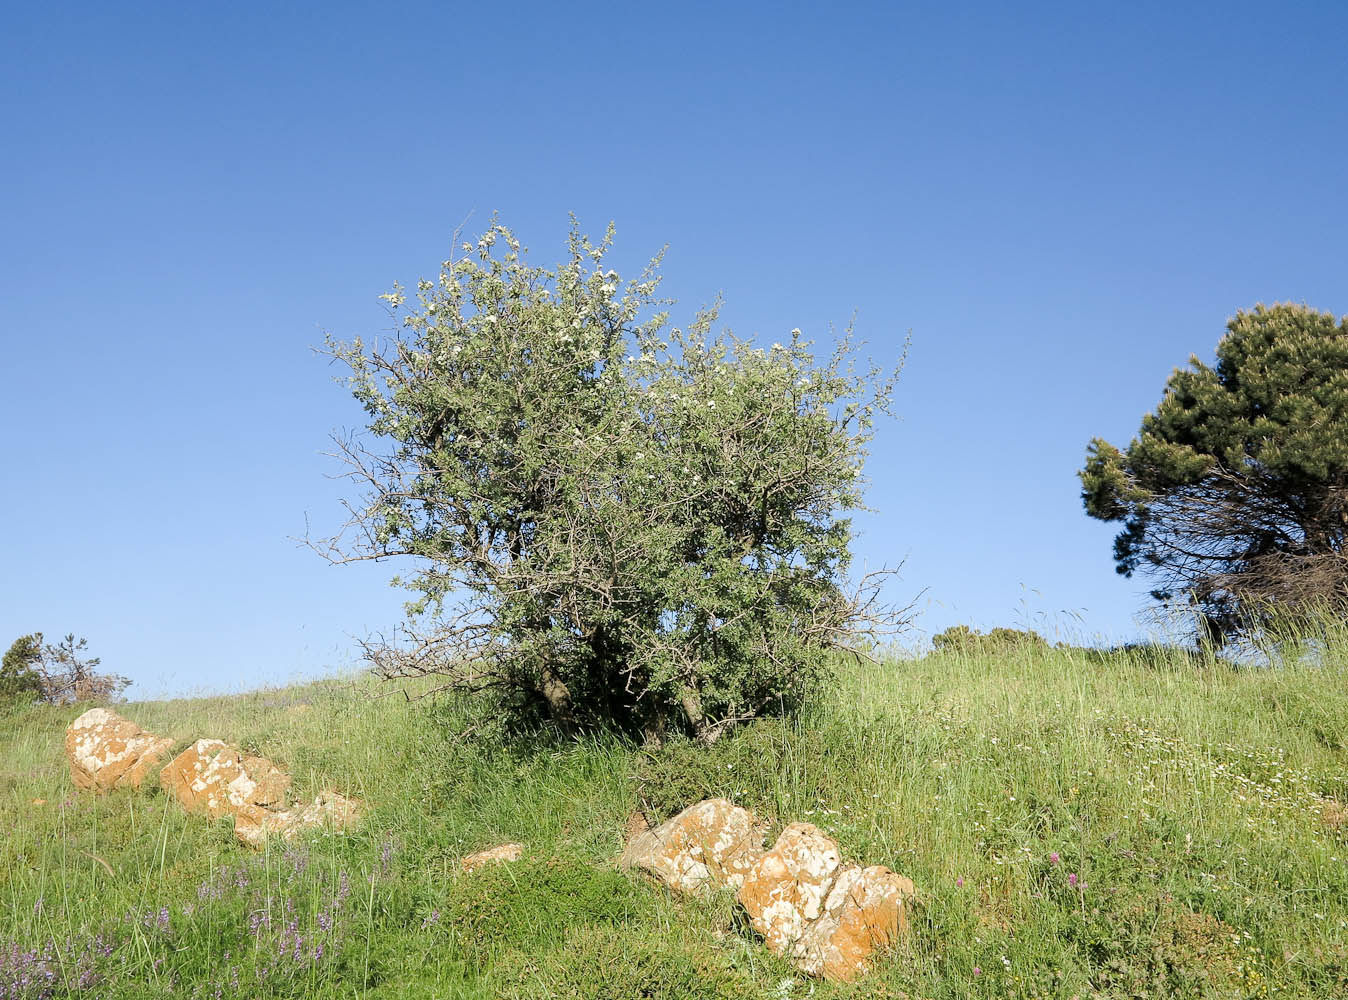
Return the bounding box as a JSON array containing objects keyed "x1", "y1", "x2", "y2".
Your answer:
[
  {"x1": 793, "y1": 864, "x2": 915, "y2": 981},
  {"x1": 737, "y1": 822, "x2": 842, "y2": 953},
  {"x1": 461, "y1": 843, "x2": 525, "y2": 873},
  {"x1": 65, "y1": 708, "x2": 175, "y2": 792},
  {"x1": 620, "y1": 798, "x2": 767, "y2": 893},
  {"x1": 159, "y1": 740, "x2": 293, "y2": 847},
  {"x1": 247, "y1": 791, "x2": 362, "y2": 847},
  {"x1": 738, "y1": 822, "x2": 914, "y2": 982},
  {"x1": 283, "y1": 791, "x2": 361, "y2": 841}
]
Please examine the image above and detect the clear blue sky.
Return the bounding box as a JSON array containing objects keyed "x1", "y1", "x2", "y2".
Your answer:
[{"x1": 3, "y1": 2, "x2": 1345, "y2": 698}]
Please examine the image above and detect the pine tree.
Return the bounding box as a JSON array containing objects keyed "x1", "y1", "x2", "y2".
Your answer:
[
  {"x1": 0, "y1": 634, "x2": 44, "y2": 702},
  {"x1": 1080, "y1": 303, "x2": 1348, "y2": 640}
]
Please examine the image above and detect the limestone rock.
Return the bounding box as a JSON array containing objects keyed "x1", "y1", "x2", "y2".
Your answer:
[
  {"x1": 620, "y1": 797, "x2": 767, "y2": 893},
  {"x1": 461, "y1": 842, "x2": 525, "y2": 873},
  {"x1": 244, "y1": 791, "x2": 362, "y2": 847},
  {"x1": 65, "y1": 708, "x2": 175, "y2": 792},
  {"x1": 159, "y1": 739, "x2": 294, "y2": 847},
  {"x1": 738, "y1": 822, "x2": 914, "y2": 982},
  {"x1": 738, "y1": 823, "x2": 842, "y2": 953},
  {"x1": 64, "y1": 710, "x2": 359, "y2": 849},
  {"x1": 793, "y1": 864, "x2": 915, "y2": 980}
]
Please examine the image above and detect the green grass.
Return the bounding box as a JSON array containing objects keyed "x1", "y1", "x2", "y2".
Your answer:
[{"x1": 4, "y1": 643, "x2": 1348, "y2": 998}]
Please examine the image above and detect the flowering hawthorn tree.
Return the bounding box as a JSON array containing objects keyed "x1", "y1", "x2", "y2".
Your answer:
[{"x1": 318, "y1": 221, "x2": 905, "y2": 740}]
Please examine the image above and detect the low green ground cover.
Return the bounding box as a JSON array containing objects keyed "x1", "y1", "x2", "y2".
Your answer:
[{"x1": 4, "y1": 644, "x2": 1348, "y2": 998}]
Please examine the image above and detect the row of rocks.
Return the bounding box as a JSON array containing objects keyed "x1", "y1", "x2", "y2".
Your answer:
[
  {"x1": 65, "y1": 708, "x2": 359, "y2": 847},
  {"x1": 620, "y1": 798, "x2": 914, "y2": 982},
  {"x1": 64, "y1": 709, "x2": 902, "y2": 980}
]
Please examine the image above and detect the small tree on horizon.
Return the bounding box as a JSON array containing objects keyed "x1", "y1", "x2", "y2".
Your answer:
[
  {"x1": 1080, "y1": 303, "x2": 1348, "y2": 642},
  {"x1": 1, "y1": 632, "x2": 129, "y2": 704},
  {"x1": 318, "y1": 220, "x2": 907, "y2": 741},
  {"x1": 1, "y1": 634, "x2": 44, "y2": 702}
]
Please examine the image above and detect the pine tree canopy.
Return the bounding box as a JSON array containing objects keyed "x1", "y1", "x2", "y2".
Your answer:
[{"x1": 1080, "y1": 303, "x2": 1348, "y2": 640}]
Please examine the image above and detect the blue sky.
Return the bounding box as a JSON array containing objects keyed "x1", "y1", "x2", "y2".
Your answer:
[{"x1": 3, "y1": 2, "x2": 1345, "y2": 698}]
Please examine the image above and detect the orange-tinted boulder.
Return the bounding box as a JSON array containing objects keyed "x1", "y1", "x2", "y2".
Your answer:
[
  {"x1": 738, "y1": 822, "x2": 914, "y2": 982},
  {"x1": 620, "y1": 797, "x2": 768, "y2": 893},
  {"x1": 65, "y1": 708, "x2": 174, "y2": 792},
  {"x1": 793, "y1": 864, "x2": 915, "y2": 980},
  {"x1": 737, "y1": 822, "x2": 842, "y2": 953},
  {"x1": 159, "y1": 739, "x2": 292, "y2": 847}
]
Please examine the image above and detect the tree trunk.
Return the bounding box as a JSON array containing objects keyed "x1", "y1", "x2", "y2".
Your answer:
[
  {"x1": 680, "y1": 687, "x2": 712, "y2": 743},
  {"x1": 540, "y1": 663, "x2": 576, "y2": 729}
]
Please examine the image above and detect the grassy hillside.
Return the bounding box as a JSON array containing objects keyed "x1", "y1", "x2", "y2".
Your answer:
[{"x1": 4, "y1": 646, "x2": 1348, "y2": 998}]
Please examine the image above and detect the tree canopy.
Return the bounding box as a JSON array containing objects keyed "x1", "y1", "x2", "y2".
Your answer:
[
  {"x1": 1080, "y1": 303, "x2": 1348, "y2": 640},
  {"x1": 0, "y1": 634, "x2": 44, "y2": 702},
  {"x1": 320, "y1": 221, "x2": 904, "y2": 740}
]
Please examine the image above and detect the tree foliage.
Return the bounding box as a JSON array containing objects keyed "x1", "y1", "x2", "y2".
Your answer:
[
  {"x1": 1080, "y1": 303, "x2": 1348, "y2": 640},
  {"x1": 1, "y1": 634, "x2": 44, "y2": 702},
  {"x1": 320, "y1": 221, "x2": 905, "y2": 740}
]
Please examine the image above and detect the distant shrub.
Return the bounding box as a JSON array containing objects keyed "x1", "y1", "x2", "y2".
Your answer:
[
  {"x1": 931, "y1": 625, "x2": 1049, "y2": 655},
  {"x1": 1073, "y1": 642, "x2": 1222, "y2": 670},
  {"x1": 0, "y1": 632, "x2": 129, "y2": 704}
]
